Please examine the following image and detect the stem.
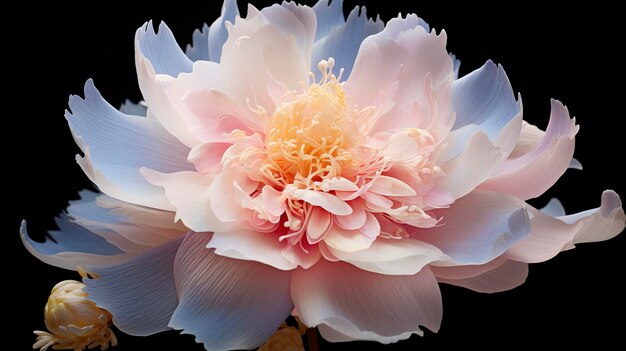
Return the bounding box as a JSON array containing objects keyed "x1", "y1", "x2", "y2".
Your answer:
[{"x1": 307, "y1": 327, "x2": 319, "y2": 351}]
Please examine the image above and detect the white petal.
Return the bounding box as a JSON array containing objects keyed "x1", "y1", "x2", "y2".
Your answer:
[
  {"x1": 506, "y1": 190, "x2": 625, "y2": 262},
  {"x1": 324, "y1": 225, "x2": 374, "y2": 253},
  {"x1": 480, "y1": 100, "x2": 578, "y2": 200},
  {"x1": 436, "y1": 259, "x2": 528, "y2": 293},
  {"x1": 142, "y1": 169, "x2": 237, "y2": 233},
  {"x1": 329, "y1": 238, "x2": 447, "y2": 275},
  {"x1": 416, "y1": 190, "x2": 531, "y2": 266},
  {"x1": 346, "y1": 15, "x2": 453, "y2": 133},
  {"x1": 436, "y1": 132, "x2": 504, "y2": 200},
  {"x1": 220, "y1": 5, "x2": 311, "y2": 113},
  {"x1": 207, "y1": 231, "x2": 297, "y2": 270},
  {"x1": 169, "y1": 232, "x2": 293, "y2": 350},
  {"x1": 292, "y1": 260, "x2": 442, "y2": 343},
  {"x1": 84, "y1": 236, "x2": 183, "y2": 336},
  {"x1": 67, "y1": 80, "x2": 192, "y2": 210},
  {"x1": 284, "y1": 186, "x2": 352, "y2": 215}
]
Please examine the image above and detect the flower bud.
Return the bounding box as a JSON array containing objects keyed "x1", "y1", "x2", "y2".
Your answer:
[{"x1": 33, "y1": 280, "x2": 117, "y2": 351}]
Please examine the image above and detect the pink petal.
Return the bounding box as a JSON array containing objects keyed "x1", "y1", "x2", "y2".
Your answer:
[
  {"x1": 284, "y1": 185, "x2": 352, "y2": 215},
  {"x1": 329, "y1": 238, "x2": 447, "y2": 275},
  {"x1": 433, "y1": 257, "x2": 528, "y2": 293},
  {"x1": 292, "y1": 260, "x2": 442, "y2": 343},
  {"x1": 207, "y1": 230, "x2": 296, "y2": 270},
  {"x1": 480, "y1": 100, "x2": 578, "y2": 200},
  {"x1": 306, "y1": 207, "x2": 332, "y2": 244},
  {"x1": 368, "y1": 175, "x2": 417, "y2": 197},
  {"x1": 324, "y1": 225, "x2": 374, "y2": 253},
  {"x1": 358, "y1": 212, "x2": 381, "y2": 239},
  {"x1": 335, "y1": 200, "x2": 367, "y2": 230},
  {"x1": 506, "y1": 190, "x2": 625, "y2": 262},
  {"x1": 188, "y1": 142, "x2": 231, "y2": 173}
]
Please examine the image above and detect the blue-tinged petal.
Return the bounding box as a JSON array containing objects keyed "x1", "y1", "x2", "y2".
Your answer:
[
  {"x1": 84, "y1": 236, "x2": 183, "y2": 336},
  {"x1": 136, "y1": 21, "x2": 192, "y2": 76},
  {"x1": 312, "y1": 0, "x2": 345, "y2": 41},
  {"x1": 208, "y1": 0, "x2": 239, "y2": 62},
  {"x1": 186, "y1": 23, "x2": 210, "y2": 61},
  {"x1": 23, "y1": 216, "x2": 122, "y2": 256},
  {"x1": 119, "y1": 99, "x2": 147, "y2": 116},
  {"x1": 540, "y1": 198, "x2": 566, "y2": 217},
  {"x1": 67, "y1": 80, "x2": 193, "y2": 210},
  {"x1": 448, "y1": 60, "x2": 521, "y2": 155},
  {"x1": 68, "y1": 190, "x2": 187, "y2": 249},
  {"x1": 168, "y1": 232, "x2": 293, "y2": 351},
  {"x1": 479, "y1": 100, "x2": 577, "y2": 200},
  {"x1": 20, "y1": 219, "x2": 132, "y2": 271},
  {"x1": 416, "y1": 190, "x2": 531, "y2": 266},
  {"x1": 312, "y1": 5, "x2": 383, "y2": 79},
  {"x1": 450, "y1": 53, "x2": 461, "y2": 79}
]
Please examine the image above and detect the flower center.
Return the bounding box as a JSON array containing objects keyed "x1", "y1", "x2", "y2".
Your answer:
[{"x1": 262, "y1": 59, "x2": 354, "y2": 189}]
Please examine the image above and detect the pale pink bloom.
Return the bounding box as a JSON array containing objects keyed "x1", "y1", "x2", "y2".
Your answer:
[{"x1": 22, "y1": 0, "x2": 625, "y2": 349}]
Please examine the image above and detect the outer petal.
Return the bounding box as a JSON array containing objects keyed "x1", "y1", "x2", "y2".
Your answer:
[
  {"x1": 480, "y1": 100, "x2": 578, "y2": 200},
  {"x1": 311, "y1": 5, "x2": 383, "y2": 79},
  {"x1": 67, "y1": 80, "x2": 192, "y2": 210},
  {"x1": 84, "y1": 236, "x2": 183, "y2": 336},
  {"x1": 447, "y1": 60, "x2": 521, "y2": 159},
  {"x1": 20, "y1": 219, "x2": 131, "y2": 271},
  {"x1": 69, "y1": 191, "x2": 187, "y2": 249},
  {"x1": 328, "y1": 238, "x2": 447, "y2": 275},
  {"x1": 186, "y1": 0, "x2": 240, "y2": 62},
  {"x1": 312, "y1": 0, "x2": 345, "y2": 41},
  {"x1": 169, "y1": 232, "x2": 293, "y2": 350},
  {"x1": 135, "y1": 22, "x2": 204, "y2": 148},
  {"x1": 415, "y1": 190, "x2": 531, "y2": 266},
  {"x1": 506, "y1": 190, "x2": 625, "y2": 262},
  {"x1": 433, "y1": 258, "x2": 529, "y2": 293},
  {"x1": 185, "y1": 23, "x2": 210, "y2": 61},
  {"x1": 292, "y1": 260, "x2": 442, "y2": 343}
]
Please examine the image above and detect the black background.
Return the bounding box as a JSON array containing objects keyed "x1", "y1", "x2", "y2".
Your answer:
[{"x1": 9, "y1": 1, "x2": 625, "y2": 350}]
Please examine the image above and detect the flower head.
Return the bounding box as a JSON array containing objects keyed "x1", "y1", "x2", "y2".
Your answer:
[
  {"x1": 33, "y1": 280, "x2": 117, "y2": 351},
  {"x1": 21, "y1": 0, "x2": 625, "y2": 350}
]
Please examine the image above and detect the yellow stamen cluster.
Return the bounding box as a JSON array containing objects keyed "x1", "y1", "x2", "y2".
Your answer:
[{"x1": 262, "y1": 59, "x2": 354, "y2": 189}]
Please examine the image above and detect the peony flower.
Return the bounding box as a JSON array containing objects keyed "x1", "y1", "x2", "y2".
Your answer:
[
  {"x1": 33, "y1": 280, "x2": 117, "y2": 351},
  {"x1": 22, "y1": 0, "x2": 625, "y2": 349}
]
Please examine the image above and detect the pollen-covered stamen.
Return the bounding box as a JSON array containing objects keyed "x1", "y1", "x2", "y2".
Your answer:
[{"x1": 262, "y1": 59, "x2": 356, "y2": 190}]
